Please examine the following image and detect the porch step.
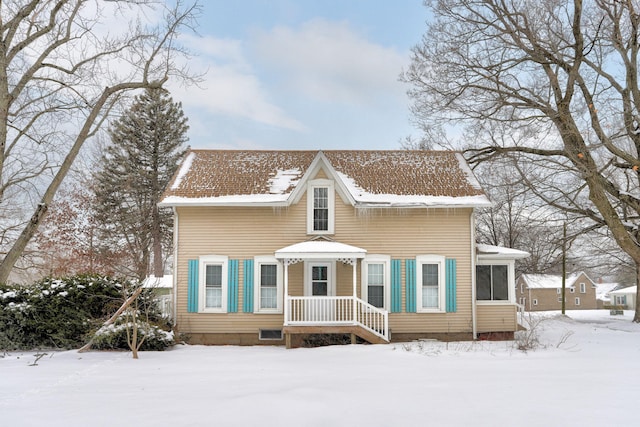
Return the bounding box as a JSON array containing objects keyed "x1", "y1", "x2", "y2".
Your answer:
[{"x1": 283, "y1": 325, "x2": 389, "y2": 348}]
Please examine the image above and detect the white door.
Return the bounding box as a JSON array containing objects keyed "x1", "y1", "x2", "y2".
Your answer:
[{"x1": 305, "y1": 262, "x2": 335, "y2": 321}]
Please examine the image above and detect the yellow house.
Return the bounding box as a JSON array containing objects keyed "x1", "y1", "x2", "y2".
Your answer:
[{"x1": 159, "y1": 150, "x2": 528, "y2": 347}]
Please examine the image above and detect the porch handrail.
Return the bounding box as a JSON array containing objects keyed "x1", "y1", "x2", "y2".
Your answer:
[
  {"x1": 516, "y1": 303, "x2": 525, "y2": 326},
  {"x1": 285, "y1": 295, "x2": 389, "y2": 341}
]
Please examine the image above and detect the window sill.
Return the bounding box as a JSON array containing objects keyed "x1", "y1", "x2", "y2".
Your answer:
[
  {"x1": 416, "y1": 308, "x2": 445, "y2": 314},
  {"x1": 476, "y1": 300, "x2": 515, "y2": 305},
  {"x1": 199, "y1": 308, "x2": 227, "y2": 314},
  {"x1": 254, "y1": 310, "x2": 283, "y2": 315}
]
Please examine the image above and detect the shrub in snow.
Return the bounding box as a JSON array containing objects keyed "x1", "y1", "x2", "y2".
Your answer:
[
  {"x1": 0, "y1": 275, "x2": 162, "y2": 351},
  {"x1": 92, "y1": 320, "x2": 174, "y2": 351}
]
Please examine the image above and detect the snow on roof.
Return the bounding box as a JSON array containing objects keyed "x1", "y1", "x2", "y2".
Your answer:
[
  {"x1": 520, "y1": 272, "x2": 589, "y2": 289},
  {"x1": 476, "y1": 244, "x2": 530, "y2": 259},
  {"x1": 609, "y1": 285, "x2": 637, "y2": 295},
  {"x1": 142, "y1": 275, "x2": 173, "y2": 289},
  {"x1": 595, "y1": 282, "x2": 622, "y2": 300},
  {"x1": 170, "y1": 152, "x2": 195, "y2": 190},
  {"x1": 269, "y1": 169, "x2": 302, "y2": 194},
  {"x1": 275, "y1": 240, "x2": 366, "y2": 260},
  {"x1": 159, "y1": 150, "x2": 491, "y2": 208}
]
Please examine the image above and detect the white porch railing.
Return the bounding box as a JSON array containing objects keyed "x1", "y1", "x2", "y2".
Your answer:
[
  {"x1": 516, "y1": 303, "x2": 525, "y2": 327},
  {"x1": 285, "y1": 296, "x2": 389, "y2": 342}
]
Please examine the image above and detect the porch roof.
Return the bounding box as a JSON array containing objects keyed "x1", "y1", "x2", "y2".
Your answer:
[{"x1": 275, "y1": 240, "x2": 367, "y2": 260}]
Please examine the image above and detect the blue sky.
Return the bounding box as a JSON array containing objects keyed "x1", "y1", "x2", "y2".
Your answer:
[{"x1": 168, "y1": 0, "x2": 430, "y2": 150}]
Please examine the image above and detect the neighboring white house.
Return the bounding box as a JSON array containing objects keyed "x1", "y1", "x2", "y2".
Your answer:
[
  {"x1": 608, "y1": 285, "x2": 637, "y2": 310},
  {"x1": 142, "y1": 275, "x2": 173, "y2": 319},
  {"x1": 595, "y1": 282, "x2": 623, "y2": 309}
]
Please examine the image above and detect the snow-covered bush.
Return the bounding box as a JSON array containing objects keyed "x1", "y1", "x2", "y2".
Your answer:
[
  {"x1": 92, "y1": 320, "x2": 174, "y2": 351},
  {"x1": 0, "y1": 275, "x2": 139, "y2": 350}
]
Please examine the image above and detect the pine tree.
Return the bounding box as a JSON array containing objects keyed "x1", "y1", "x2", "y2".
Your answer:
[{"x1": 94, "y1": 89, "x2": 188, "y2": 280}]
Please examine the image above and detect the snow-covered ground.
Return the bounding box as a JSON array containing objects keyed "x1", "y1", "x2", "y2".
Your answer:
[{"x1": 2, "y1": 310, "x2": 639, "y2": 426}]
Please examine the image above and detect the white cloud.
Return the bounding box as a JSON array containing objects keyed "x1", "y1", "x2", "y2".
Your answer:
[
  {"x1": 250, "y1": 19, "x2": 408, "y2": 105},
  {"x1": 168, "y1": 34, "x2": 305, "y2": 132}
]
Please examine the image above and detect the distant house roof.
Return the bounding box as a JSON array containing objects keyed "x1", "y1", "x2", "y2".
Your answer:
[
  {"x1": 519, "y1": 272, "x2": 593, "y2": 289},
  {"x1": 159, "y1": 150, "x2": 491, "y2": 208},
  {"x1": 609, "y1": 285, "x2": 637, "y2": 295},
  {"x1": 595, "y1": 282, "x2": 622, "y2": 301}
]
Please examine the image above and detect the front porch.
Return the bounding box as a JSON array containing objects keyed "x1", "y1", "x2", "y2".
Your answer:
[{"x1": 276, "y1": 240, "x2": 390, "y2": 347}]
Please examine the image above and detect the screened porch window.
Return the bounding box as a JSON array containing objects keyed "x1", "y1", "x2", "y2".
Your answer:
[{"x1": 476, "y1": 265, "x2": 508, "y2": 301}]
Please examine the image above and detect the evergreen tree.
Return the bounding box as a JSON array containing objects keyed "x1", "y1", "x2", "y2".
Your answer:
[{"x1": 94, "y1": 89, "x2": 188, "y2": 280}]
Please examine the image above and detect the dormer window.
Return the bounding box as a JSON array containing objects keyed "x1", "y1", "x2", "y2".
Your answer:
[
  {"x1": 314, "y1": 187, "x2": 329, "y2": 230},
  {"x1": 307, "y1": 179, "x2": 334, "y2": 234}
]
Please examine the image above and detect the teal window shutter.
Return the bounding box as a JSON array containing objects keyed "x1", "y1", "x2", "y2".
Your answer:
[
  {"x1": 243, "y1": 259, "x2": 254, "y2": 313},
  {"x1": 187, "y1": 259, "x2": 199, "y2": 313},
  {"x1": 228, "y1": 259, "x2": 239, "y2": 313},
  {"x1": 391, "y1": 259, "x2": 402, "y2": 313},
  {"x1": 446, "y1": 258, "x2": 457, "y2": 312},
  {"x1": 405, "y1": 259, "x2": 416, "y2": 313}
]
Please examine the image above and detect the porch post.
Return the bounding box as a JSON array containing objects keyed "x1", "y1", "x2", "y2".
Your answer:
[
  {"x1": 283, "y1": 260, "x2": 289, "y2": 325},
  {"x1": 352, "y1": 258, "x2": 357, "y2": 324}
]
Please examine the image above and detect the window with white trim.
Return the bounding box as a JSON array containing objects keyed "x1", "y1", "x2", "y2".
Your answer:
[
  {"x1": 558, "y1": 296, "x2": 563, "y2": 302},
  {"x1": 570, "y1": 286, "x2": 575, "y2": 293},
  {"x1": 307, "y1": 179, "x2": 335, "y2": 234},
  {"x1": 416, "y1": 255, "x2": 445, "y2": 312},
  {"x1": 614, "y1": 295, "x2": 627, "y2": 306},
  {"x1": 575, "y1": 297, "x2": 580, "y2": 306},
  {"x1": 254, "y1": 256, "x2": 283, "y2": 313},
  {"x1": 361, "y1": 255, "x2": 390, "y2": 309},
  {"x1": 533, "y1": 299, "x2": 538, "y2": 305},
  {"x1": 199, "y1": 255, "x2": 228, "y2": 313},
  {"x1": 557, "y1": 288, "x2": 561, "y2": 294},
  {"x1": 476, "y1": 265, "x2": 508, "y2": 301},
  {"x1": 580, "y1": 282, "x2": 586, "y2": 293}
]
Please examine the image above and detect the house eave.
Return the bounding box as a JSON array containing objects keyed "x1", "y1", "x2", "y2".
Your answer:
[
  {"x1": 158, "y1": 199, "x2": 290, "y2": 208},
  {"x1": 354, "y1": 201, "x2": 492, "y2": 209}
]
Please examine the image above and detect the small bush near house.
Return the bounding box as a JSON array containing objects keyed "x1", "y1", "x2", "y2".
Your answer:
[
  {"x1": 0, "y1": 275, "x2": 170, "y2": 351},
  {"x1": 92, "y1": 320, "x2": 174, "y2": 351}
]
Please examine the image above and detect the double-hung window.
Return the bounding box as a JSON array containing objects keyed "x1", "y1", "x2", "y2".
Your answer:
[
  {"x1": 476, "y1": 265, "x2": 509, "y2": 301},
  {"x1": 254, "y1": 256, "x2": 283, "y2": 313},
  {"x1": 416, "y1": 255, "x2": 445, "y2": 312},
  {"x1": 361, "y1": 255, "x2": 390, "y2": 309},
  {"x1": 199, "y1": 255, "x2": 228, "y2": 312},
  {"x1": 307, "y1": 179, "x2": 334, "y2": 234},
  {"x1": 580, "y1": 282, "x2": 586, "y2": 293}
]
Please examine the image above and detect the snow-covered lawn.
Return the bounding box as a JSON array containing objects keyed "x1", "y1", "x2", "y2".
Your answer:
[{"x1": 2, "y1": 310, "x2": 639, "y2": 426}]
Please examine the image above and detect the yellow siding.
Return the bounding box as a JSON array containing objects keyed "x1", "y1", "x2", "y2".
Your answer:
[
  {"x1": 476, "y1": 305, "x2": 517, "y2": 332},
  {"x1": 175, "y1": 180, "x2": 477, "y2": 336}
]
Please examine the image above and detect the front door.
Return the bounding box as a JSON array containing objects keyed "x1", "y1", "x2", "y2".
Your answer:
[
  {"x1": 305, "y1": 261, "x2": 334, "y2": 296},
  {"x1": 305, "y1": 261, "x2": 335, "y2": 321}
]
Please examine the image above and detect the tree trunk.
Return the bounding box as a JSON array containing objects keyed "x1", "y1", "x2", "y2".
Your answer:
[
  {"x1": 0, "y1": 83, "x2": 153, "y2": 284},
  {"x1": 78, "y1": 285, "x2": 144, "y2": 353},
  {"x1": 151, "y1": 204, "x2": 164, "y2": 278}
]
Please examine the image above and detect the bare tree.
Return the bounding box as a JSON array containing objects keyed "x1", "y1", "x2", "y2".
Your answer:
[
  {"x1": 0, "y1": 0, "x2": 200, "y2": 283},
  {"x1": 404, "y1": 0, "x2": 640, "y2": 321}
]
